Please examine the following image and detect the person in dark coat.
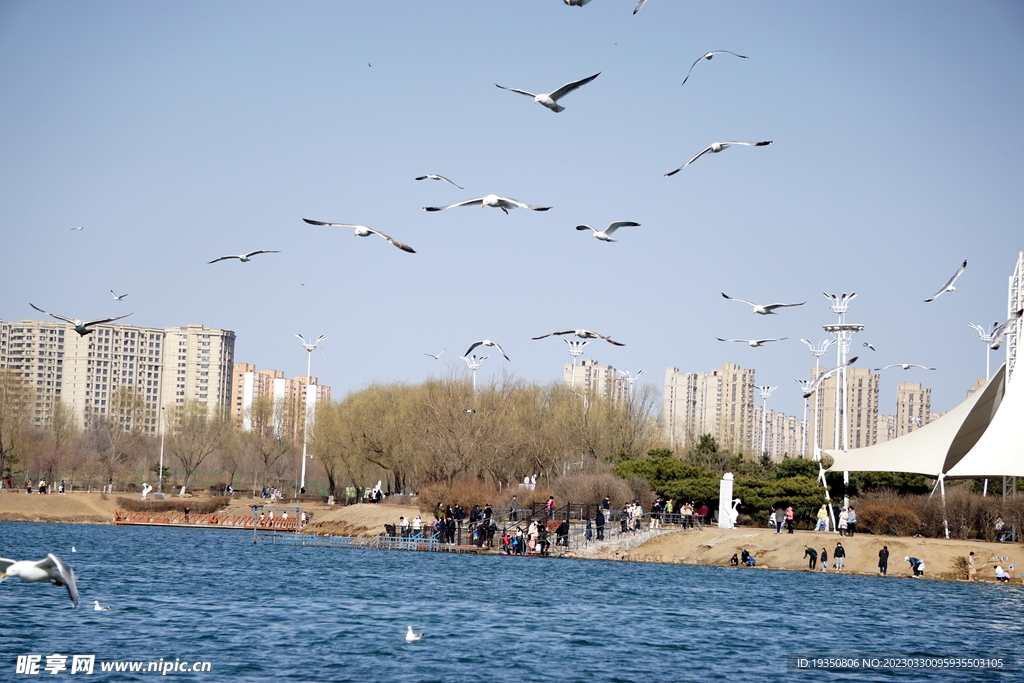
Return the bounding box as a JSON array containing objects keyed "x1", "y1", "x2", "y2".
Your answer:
[
  {"x1": 595, "y1": 509, "x2": 605, "y2": 541},
  {"x1": 878, "y1": 546, "x2": 889, "y2": 575},
  {"x1": 803, "y1": 545, "x2": 818, "y2": 570},
  {"x1": 834, "y1": 542, "x2": 846, "y2": 571}
]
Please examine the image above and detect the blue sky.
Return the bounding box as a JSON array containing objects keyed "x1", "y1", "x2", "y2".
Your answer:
[{"x1": 2, "y1": 1, "x2": 1022, "y2": 421}]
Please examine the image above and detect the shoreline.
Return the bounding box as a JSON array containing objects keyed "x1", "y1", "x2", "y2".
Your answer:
[{"x1": 2, "y1": 492, "x2": 1020, "y2": 585}]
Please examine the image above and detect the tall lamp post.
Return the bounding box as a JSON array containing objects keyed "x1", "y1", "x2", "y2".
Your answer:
[
  {"x1": 158, "y1": 405, "x2": 166, "y2": 493},
  {"x1": 800, "y1": 338, "x2": 836, "y2": 460},
  {"x1": 757, "y1": 386, "x2": 776, "y2": 457},
  {"x1": 823, "y1": 293, "x2": 864, "y2": 508},
  {"x1": 968, "y1": 321, "x2": 999, "y2": 381},
  {"x1": 461, "y1": 354, "x2": 488, "y2": 392},
  {"x1": 295, "y1": 334, "x2": 326, "y2": 494},
  {"x1": 618, "y1": 369, "x2": 645, "y2": 399},
  {"x1": 565, "y1": 340, "x2": 589, "y2": 389}
]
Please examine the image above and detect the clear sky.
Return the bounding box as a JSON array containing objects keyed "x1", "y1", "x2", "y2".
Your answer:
[{"x1": 2, "y1": 1, "x2": 1022, "y2": 422}]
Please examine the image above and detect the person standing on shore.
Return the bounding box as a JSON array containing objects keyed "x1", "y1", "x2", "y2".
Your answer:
[
  {"x1": 546, "y1": 496, "x2": 555, "y2": 519},
  {"x1": 967, "y1": 551, "x2": 976, "y2": 581},
  {"x1": 595, "y1": 508, "x2": 605, "y2": 541},
  {"x1": 878, "y1": 546, "x2": 889, "y2": 575},
  {"x1": 846, "y1": 506, "x2": 857, "y2": 536},
  {"x1": 786, "y1": 506, "x2": 795, "y2": 534},
  {"x1": 838, "y1": 508, "x2": 849, "y2": 536},
  {"x1": 803, "y1": 546, "x2": 818, "y2": 570},
  {"x1": 25, "y1": 479, "x2": 33, "y2": 494},
  {"x1": 820, "y1": 547, "x2": 829, "y2": 572},
  {"x1": 834, "y1": 542, "x2": 846, "y2": 571},
  {"x1": 509, "y1": 495, "x2": 518, "y2": 522}
]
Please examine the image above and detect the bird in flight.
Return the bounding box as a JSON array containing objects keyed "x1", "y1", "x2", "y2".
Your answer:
[
  {"x1": 633, "y1": 0, "x2": 648, "y2": 13},
  {"x1": 465, "y1": 340, "x2": 510, "y2": 361},
  {"x1": 682, "y1": 51, "x2": 748, "y2": 85},
  {"x1": 302, "y1": 219, "x2": 415, "y2": 253},
  {"x1": 873, "y1": 363, "x2": 937, "y2": 371},
  {"x1": 862, "y1": 342, "x2": 876, "y2": 351},
  {"x1": 424, "y1": 349, "x2": 445, "y2": 360},
  {"x1": 717, "y1": 337, "x2": 787, "y2": 347},
  {"x1": 406, "y1": 626, "x2": 424, "y2": 642},
  {"x1": 495, "y1": 72, "x2": 600, "y2": 113},
  {"x1": 110, "y1": 290, "x2": 128, "y2": 301},
  {"x1": 563, "y1": 0, "x2": 594, "y2": 5},
  {"x1": 70, "y1": 226, "x2": 86, "y2": 231},
  {"x1": 989, "y1": 309, "x2": 1023, "y2": 350},
  {"x1": 423, "y1": 194, "x2": 551, "y2": 215},
  {"x1": 30, "y1": 304, "x2": 133, "y2": 337},
  {"x1": 924, "y1": 260, "x2": 967, "y2": 302},
  {"x1": 721, "y1": 293, "x2": 805, "y2": 315},
  {"x1": 0, "y1": 553, "x2": 80, "y2": 608},
  {"x1": 802, "y1": 357, "x2": 859, "y2": 398},
  {"x1": 576, "y1": 222, "x2": 640, "y2": 242},
  {"x1": 415, "y1": 174, "x2": 464, "y2": 190},
  {"x1": 208, "y1": 250, "x2": 280, "y2": 264},
  {"x1": 665, "y1": 141, "x2": 772, "y2": 175},
  {"x1": 532, "y1": 329, "x2": 625, "y2": 346}
]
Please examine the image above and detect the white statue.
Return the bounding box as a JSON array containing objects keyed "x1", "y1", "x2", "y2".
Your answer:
[
  {"x1": 141, "y1": 483, "x2": 153, "y2": 501},
  {"x1": 730, "y1": 498, "x2": 741, "y2": 527}
]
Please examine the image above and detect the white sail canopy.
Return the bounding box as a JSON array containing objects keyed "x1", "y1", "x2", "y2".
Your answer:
[{"x1": 944, "y1": 365, "x2": 1024, "y2": 477}]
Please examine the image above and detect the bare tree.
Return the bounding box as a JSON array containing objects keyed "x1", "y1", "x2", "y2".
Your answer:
[
  {"x1": 0, "y1": 370, "x2": 30, "y2": 485},
  {"x1": 166, "y1": 400, "x2": 228, "y2": 490}
]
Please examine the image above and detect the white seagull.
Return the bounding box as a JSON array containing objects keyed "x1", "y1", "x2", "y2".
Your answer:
[
  {"x1": 633, "y1": 0, "x2": 648, "y2": 13},
  {"x1": 465, "y1": 340, "x2": 510, "y2": 361},
  {"x1": 682, "y1": 51, "x2": 748, "y2": 85},
  {"x1": 406, "y1": 625, "x2": 424, "y2": 642},
  {"x1": 863, "y1": 342, "x2": 876, "y2": 351},
  {"x1": 665, "y1": 141, "x2": 772, "y2": 176},
  {"x1": 110, "y1": 290, "x2": 128, "y2": 301},
  {"x1": 873, "y1": 363, "x2": 936, "y2": 371},
  {"x1": 302, "y1": 219, "x2": 415, "y2": 253},
  {"x1": 717, "y1": 337, "x2": 787, "y2": 347},
  {"x1": 495, "y1": 72, "x2": 600, "y2": 113},
  {"x1": 0, "y1": 553, "x2": 80, "y2": 608},
  {"x1": 423, "y1": 195, "x2": 551, "y2": 215},
  {"x1": 802, "y1": 357, "x2": 858, "y2": 398},
  {"x1": 532, "y1": 329, "x2": 625, "y2": 346},
  {"x1": 576, "y1": 221, "x2": 639, "y2": 242},
  {"x1": 93, "y1": 600, "x2": 111, "y2": 611},
  {"x1": 208, "y1": 250, "x2": 280, "y2": 264},
  {"x1": 564, "y1": 0, "x2": 594, "y2": 5},
  {"x1": 30, "y1": 303, "x2": 133, "y2": 337},
  {"x1": 924, "y1": 260, "x2": 967, "y2": 302},
  {"x1": 424, "y1": 348, "x2": 445, "y2": 360},
  {"x1": 415, "y1": 174, "x2": 464, "y2": 190},
  {"x1": 989, "y1": 309, "x2": 1023, "y2": 350},
  {"x1": 70, "y1": 226, "x2": 86, "y2": 231},
  {"x1": 721, "y1": 293, "x2": 805, "y2": 315}
]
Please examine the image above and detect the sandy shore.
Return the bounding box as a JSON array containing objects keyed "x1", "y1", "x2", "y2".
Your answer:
[{"x1": 3, "y1": 493, "x2": 1019, "y2": 584}]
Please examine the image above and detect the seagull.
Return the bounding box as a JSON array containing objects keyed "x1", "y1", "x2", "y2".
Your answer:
[
  {"x1": 424, "y1": 348, "x2": 445, "y2": 359},
  {"x1": 924, "y1": 259, "x2": 966, "y2": 302},
  {"x1": 93, "y1": 600, "x2": 111, "y2": 611},
  {"x1": 633, "y1": 0, "x2": 648, "y2": 13},
  {"x1": 415, "y1": 174, "x2": 464, "y2": 190},
  {"x1": 207, "y1": 250, "x2": 280, "y2": 264},
  {"x1": 70, "y1": 226, "x2": 86, "y2": 231},
  {"x1": 576, "y1": 221, "x2": 640, "y2": 242},
  {"x1": 564, "y1": 0, "x2": 594, "y2": 5},
  {"x1": 495, "y1": 72, "x2": 600, "y2": 113},
  {"x1": 532, "y1": 329, "x2": 625, "y2": 346},
  {"x1": 721, "y1": 293, "x2": 805, "y2": 315},
  {"x1": 110, "y1": 290, "x2": 128, "y2": 301},
  {"x1": 862, "y1": 342, "x2": 876, "y2": 351},
  {"x1": 665, "y1": 141, "x2": 772, "y2": 176},
  {"x1": 873, "y1": 363, "x2": 937, "y2": 371},
  {"x1": 682, "y1": 51, "x2": 748, "y2": 85},
  {"x1": 990, "y1": 309, "x2": 1023, "y2": 350},
  {"x1": 465, "y1": 340, "x2": 510, "y2": 361},
  {"x1": 406, "y1": 625, "x2": 424, "y2": 642},
  {"x1": 802, "y1": 357, "x2": 859, "y2": 398},
  {"x1": 423, "y1": 195, "x2": 551, "y2": 215},
  {"x1": 0, "y1": 553, "x2": 80, "y2": 608},
  {"x1": 717, "y1": 337, "x2": 787, "y2": 347},
  {"x1": 302, "y1": 219, "x2": 415, "y2": 253},
  {"x1": 463, "y1": 409, "x2": 476, "y2": 414},
  {"x1": 30, "y1": 303, "x2": 133, "y2": 337}
]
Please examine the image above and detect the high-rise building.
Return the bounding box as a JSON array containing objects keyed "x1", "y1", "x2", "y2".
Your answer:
[
  {"x1": 664, "y1": 363, "x2": 756, "y2": 452},
  {"x1": 895, "y1": 382, "x2": 931, "y2": 437},
  {"x1": 563, "y1": 359, "x2": 627, "y2": 401},
  {"x1": 809, "y1": 366, "x2": 879, "y2": 452},
  {"x1": 231, "y1": 363, "x2": 329, "y2": 440}
]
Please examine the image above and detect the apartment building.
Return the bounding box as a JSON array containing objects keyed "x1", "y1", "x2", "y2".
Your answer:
[
  {"x1": 664, "y1": 362, "x2": 756, "y2": 452},
  {"x1": 563, "y1": 359, "x2": 628, "y2": 402},
  {"x1": 231, "y1": 363, "x2": 330, "y2": 440}
]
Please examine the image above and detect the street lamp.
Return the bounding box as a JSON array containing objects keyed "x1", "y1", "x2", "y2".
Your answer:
[
  {"x1": 295, "y1": 334, "x2": 326, "y2": 494},
  {"x1": 823, "y1": 293, "x2": 863, "y2": 508},
  {"x1": 565, "y1": 340, "x2": 589, "y2": 389},
  {"x1": 461, "y1": 354, "x2": 487, "y2": 392},
  {"x1": 968, "y1": 321, "x2": 1000, "y2": 381},
  {"x1": 158, "y1": 406, "x2": 165, "y2": 493},
  {"x1": 800, "y1": 338, "x2": 836, "y2": 460},
  {"x1": 757, "y1": 386, "x2": 776, "y2": 457}
]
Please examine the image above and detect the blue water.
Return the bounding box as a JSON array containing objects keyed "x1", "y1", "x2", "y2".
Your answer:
[{"x1": 1, "y1": 523, "x2": 1020, "y2": 682}]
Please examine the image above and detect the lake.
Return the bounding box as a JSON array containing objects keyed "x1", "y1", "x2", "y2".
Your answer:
[{"x1": 1, "y1": 522, "x2": 1020, "y2": 681}]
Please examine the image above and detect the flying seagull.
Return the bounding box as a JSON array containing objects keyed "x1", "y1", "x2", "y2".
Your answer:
[
  {"x1": 302, "y1": 219, "x2": 415, "y2": 253},
  {"x1": 208, "y1": 250, "x2": 280, "y2": 264},
  {"x1": 863, "y1": 342, "x2": 876, "y2": 351},
  {"x1": 495, "y1": 72, "x2": 600, "y2": 113},
  {"x1": 110, "y1": 290, "x2": 128, "y2": 301},
  {"x1": 0, "y1": 553, "x2": 80, "y2": 608},
  {"x1": 465, "y1": 340, "x2": 510, "y2": 361},
  {"x1": 634, "y1": 0, "x2": 648, "y2": 13},
  {"x1": 873, "y1": 363, "x2": 937, "y2": 371},
  {"x1": 30, "y1": 303, "x2": 133, "y2": 337},
  {"x1": 532, "y1": 329, "x2": 625, "y2": 346},
  {"x1": 415, "y1": 174, "x2": 464, "y2": 190},
  {"x1": 576, "y1": 221, "x2": 640, "y2": 242},
  {"x1": 717, "y1": 337, "x2": 787, "y2": 347},
  {"x1": 424, "y1": 348, "x2": 445, "y2": 360},
  {"x1": 406, "y1": 625, "x2": 424, "y2": 642},
  {"x1": 423, "y1": 195, "x2": 551, "y2": 215},
  {"x1": 70, "y1": 226, "x2": 86, "y2": 231},
  {"x1": 990, "y1": 309, "x2": 1024, "y2": 350},
  {"x1": 924, "y1": 260, "x2": 966, "y2": 302},
  {"x1": 682, "y1": 51, "x2": 748, "y2": 85},
  {"x1": 802, "y1": 357, "x2": 859, "y2": 398},
  {"x1": 564, "y1": 0, "x2": 594, "y2": 5},
  {"x1": 721, "y1": 293, "x2": 805, "y2": 315},
  {"x1": 665, "y1": 141, "x2": 772, "y2": 176}
]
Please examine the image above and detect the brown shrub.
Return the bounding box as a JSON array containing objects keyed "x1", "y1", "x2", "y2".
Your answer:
[
  {"x1": 416, "y1": 479, "x2": 553, "y2": 517},
  {"x1": 857, "y1": 501, "x2": 921, "y2": 537},
  {"x1": 115, "y1": 497, "x2": 230, "y2": 514},
  {"x1": 552, "y1": 473, "x2": 638, "y2": 510}
]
